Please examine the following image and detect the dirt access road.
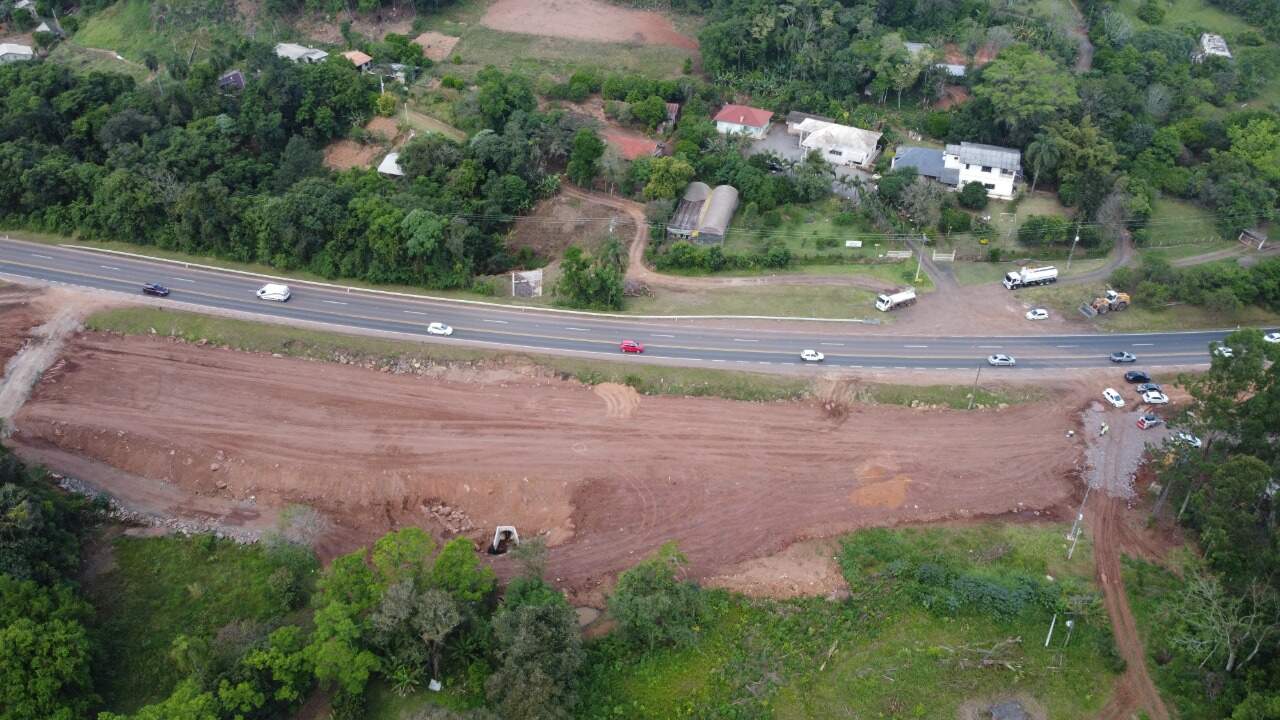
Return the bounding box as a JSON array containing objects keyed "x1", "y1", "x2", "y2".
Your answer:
[{"x1": 11, "y1": 331, "x2": 1087, "y2": 598}]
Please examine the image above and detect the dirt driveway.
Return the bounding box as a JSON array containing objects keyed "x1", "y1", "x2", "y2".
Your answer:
[{"x1": 12, "y1": 332, "x2": 1086, "y2": 597}]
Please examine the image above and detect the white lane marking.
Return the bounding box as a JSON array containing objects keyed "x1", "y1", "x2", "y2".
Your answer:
[
  {"x1": 170, "y1": 277, "x2": 195, "y2": 283},
  {"x1": 323, "y1": 300, "x2": 348, "y2": 305},
  {"x1": 1055, "y1": 344, "x2": 1077, "y2": 348},
  {"x1": 31, "y1": 253, "x2": 53, "y2": 259},
  {"x1": 712, "y1": 359, "x2": 725, "y2": 362},
  {"x1": 733, "y1": 338, "x2": 758, "y2": 343},
  {"x1": 895, "y1": 366, "x2": 906, "y2": 370},
  {"x1": 653, "y1": 333, "x2": 675, "y2": 338},
  {"x1": 872, "y1": 366, "x2": 886, "y2": 369},
  {"x1": 483, "y1": 319, "x2": 508, "y2": 324},
  {"x1": 100, "y1": 265, "x2": 121, "y2": 271},
  {"x1": 904, "y1": 344, "x2": 928, "y2": 348},
  {"x1": 821, "y1": 342, "x2": 844, "y2": 346},
  {"x1": 1133, "y1": 343, "x2": 1154, "y2": 346},
  {"x1": 565, "y1": 326, "x2": 590, "y2": 332},
  {"x1": 403, "y1": 310, "x2": 427, "y2": 316},
  {"x1": 978, "y1": 345, "x2": 1002, "y2": 348},
  {"x1": 736, "y1": 360, "x2": 749, "y2": 364},
  {"x1": 758, "y1": 361, "x2": 771, "y2": 365}
]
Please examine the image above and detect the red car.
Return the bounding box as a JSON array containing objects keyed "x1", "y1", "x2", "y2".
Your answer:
[{"x1": 619, "y1": 340, "x2": 644, "y2": 354}]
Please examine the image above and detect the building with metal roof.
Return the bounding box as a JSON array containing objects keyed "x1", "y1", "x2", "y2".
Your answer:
[
  {"x1": 666, "y1": 182, "x2": 739, "y2": 245},
  {"x1": 275, "y1": 43, "x2": 329, "y2": 64}
]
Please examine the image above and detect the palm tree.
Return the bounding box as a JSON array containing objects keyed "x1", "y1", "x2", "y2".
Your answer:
[{"x1": 1025, "y1": 135, "x2": 1061, "y2": 195}]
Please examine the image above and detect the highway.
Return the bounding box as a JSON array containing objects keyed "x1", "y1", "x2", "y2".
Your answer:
[{"x1": 0, "y1": 237, "x2": 1248, "y2": 371}]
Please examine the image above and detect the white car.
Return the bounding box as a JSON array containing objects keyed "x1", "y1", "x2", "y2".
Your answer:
[
  {"x1": 1175, "y1": 432, "x2": 1203, "y2": 449},
  {"x1": 1025, "y1": 308, "x2": 1049, "y2": 321},
  {"x1": 1103, "y1": 388, "x2": 1125, "y2": 408},
  {"x1": 1213, "y1": 344, "x2": 1234, "y2": 358},
  {"x1": 1263, "y1": 332, "x2": 1279, "y2": 344},
  {"x1": 1141, "y1": 390, "x2": 1169, "y2": 405},
  {"x1": 987, "y1": 354, "x2": 1016, "y2": 367},
  {"x1": 255, "y1": 283, "x2": 291, "y2": 302},
  {"x1": 800, "y1": 349, "x2": 825, "y2": 362},
  {"x1": 427, "y1": 322, "x2": 454, "y2": 336}
]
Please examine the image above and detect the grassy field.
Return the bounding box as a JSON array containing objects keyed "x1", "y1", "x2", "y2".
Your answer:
[
  {"x1": 579, "y1": 523, "x2": 1120, "y2": 719},
  {"x1": 1017, "y1": 281, "x2": 1280, "y2": 332},
  {"x1": 47, "y1": 41, "x2": 152, "y2": 81},
  {"x1": 412, "y1": 0, "x2": 697, "y2": 80},
  {"x1": 72, "y1": 0, "x2": 257, "y2": 65},
  {"x1": 624, "y1": 284, "x2": 884, "y2": 319},
  {"x1": 855, "y1": 382, "x2": 1043, "y2": 409},
  {"x1": 88, "y1": 534, "x2": 317, "y2": 713},
  {"x1": 1141, "y1": 198, "x2": 1232, "y2": 250},
  {"x1": 724, "y1": 199, "x2": 911, "y2": 262}
]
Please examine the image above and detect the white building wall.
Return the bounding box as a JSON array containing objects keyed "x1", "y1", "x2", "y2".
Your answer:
[
  {"x1": 944, "y1": 153, "x2": 1017, "y2": 199},
  {"x1": 716, "y1": 121, "x2": 767, "y2": 140}
]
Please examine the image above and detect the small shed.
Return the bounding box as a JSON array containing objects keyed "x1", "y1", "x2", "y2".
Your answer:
[
  {"x1": 666, "y1": 182, "x2": 739, "y2": 245},
  {"x1": 1240, "y1": 228, "x2": 1267, "y2": 250},
  {"x1": 0, "y1": 43, "x2": 35, "y2": 64},
  {"x1": 342, "y1": 50, "x2": 373, "y2": 71},
  {"x1": 275, "y1": 43, "x2": 329, "y2": 64},
  {"x1": 217, "y1": 70, "x2": 246, "y2": 91}
]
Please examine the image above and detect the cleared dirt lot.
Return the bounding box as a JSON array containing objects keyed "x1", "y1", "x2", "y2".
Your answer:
[
  {"x1": 0, "y1": 285, "x2": 45, "y2": 368},
  {"x1": 12, "y1": 331, "x2": 1085, "y2": 597},
  {"x1": 480, "y1": 0, "x2": 698, "y2": 49}
]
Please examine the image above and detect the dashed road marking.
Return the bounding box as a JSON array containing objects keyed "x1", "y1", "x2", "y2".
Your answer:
[
  {"x1": 31, "y1": 253, "x2": 53, "y2": 259},
  {"x1": 322, "y1": 300, "x2": 347, "y2": 305},
  {"x1": 733, "y1": 338, "x2": 758, "y2": 343},
  {"x1": 483, "y1": 319, "x2": 508, "y2": 324},
  {"x1": 403, "y1": 310, "x2": 427, "y2": 316}
]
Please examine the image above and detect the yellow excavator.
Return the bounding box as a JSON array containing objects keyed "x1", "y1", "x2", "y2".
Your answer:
[{"x1": 1090, "y1": 289, "x2": 1131, "y2": 314}]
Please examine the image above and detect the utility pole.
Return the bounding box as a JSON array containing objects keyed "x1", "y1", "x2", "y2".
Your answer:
[
  {"x1": 914, "y1": 233, "x2": 926, "y2": 283},
  {"x1": 1067, "y1": 483, "x2": 1091, "y2": 559},
  {"x1": 967, "y1": 362, "x2": 983, "y2": 410},
  {"x1": 1066, "y1": 222, "x2": 1081, "y2": 271}
]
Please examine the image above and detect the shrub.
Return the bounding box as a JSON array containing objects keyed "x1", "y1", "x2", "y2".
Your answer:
[
  {"x1": 957, "y1": 182, "x2": 989, "y2": 210},
  {"x1": 608, "y1": 543, "x2": 706, "y2": 651},
  {"x1": 440, "y1": 75, "x2": 465, "y2": 90},
  {"x1": 833, "y1": 211, "x2": 857, "y2": 227},
  {"x1": 939, "y1": 206, "x2": 972, "y2": 233},
  {"x1": 923, "y1": 111, "x2": 952, "y2": 139},
  {"x1": 1137, "y1": 0, "x2": 1165, "y2": 24}
]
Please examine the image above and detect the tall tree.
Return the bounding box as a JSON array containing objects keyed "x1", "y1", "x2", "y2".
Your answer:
[
  {"x1": 1024, "y1": 134, "x2": 1061, "y2": 194},
  {"x1": 973, "y1": 45, "x2": 1080, "y2": 144}
]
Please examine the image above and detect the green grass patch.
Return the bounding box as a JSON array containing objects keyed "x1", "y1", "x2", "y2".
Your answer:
[
  {"x1": 581, "y1": 524, "x2": 1119, "y2": 720},
  {"x1": 84, "y1": 306, "x2": 812, "y2": 402},
  {"x1": 724, "y1": 199, "x2": 906, "y2": 264},
  {"x1": 1141, "y1": 198, "x2": 1231, "y2": 249},
  {"x1": 1017, "y1": 281, "x2": 1280, "y2": 332},
  {"x1": 364, "y1": 678, "x2": 482, "y2": 720},
  {"x1": 87, "y1": 534, "x2": 318, "y2": 713},
  {"x1": 622, "y1": 283, "x2": 884, "y2": 319},
  {"x1": 854, "y1": 382, "x2": 1043, "y2": 409},
  {"x1": 73, "y1": 0, "x2": 256, "y2": 65},
  {"x1": 47, "y1": 41, "x2": 152, "y2": 81}
]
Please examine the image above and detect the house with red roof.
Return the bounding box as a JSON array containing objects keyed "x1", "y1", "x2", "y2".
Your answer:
[{"x1": 713, "y1": 104, "x2": 773, "y2": 140}]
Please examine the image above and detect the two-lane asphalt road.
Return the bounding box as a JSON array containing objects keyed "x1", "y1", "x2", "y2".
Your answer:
[{"x1": 0, "y1": 237, "x2": 1249, "y2": 371}]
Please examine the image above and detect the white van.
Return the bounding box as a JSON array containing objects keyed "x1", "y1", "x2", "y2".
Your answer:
[{"x1": 255, "y1": 283, "x2": 291, "y2": 302}]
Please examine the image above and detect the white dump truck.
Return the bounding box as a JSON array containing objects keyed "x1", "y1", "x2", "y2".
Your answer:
[
  {"x1": 1002, "y1": 266, "x2": 1058, "y2": 290},
  {"x1": 875, "y1": 288, "x2": 917, "y2": 312}
]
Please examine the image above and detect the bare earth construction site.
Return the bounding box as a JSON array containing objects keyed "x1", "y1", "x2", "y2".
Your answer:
[{"x1": 3, "y1": 291, "x2": 1087, "y2": 599}]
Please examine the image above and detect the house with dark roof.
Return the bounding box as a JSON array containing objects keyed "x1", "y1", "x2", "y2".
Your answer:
[
  {"x1": 217, "y1": 70, "x2": 246, "y2": 91},
  {"x1": 667, "y1": 182, "x2": 740, "y2": 245},
  {"x1": 713, "y1": 104, "x2": 773, "y2": 140},
  {"x1": 891, "y1": 146, "x2": 959, "y2": 187}
]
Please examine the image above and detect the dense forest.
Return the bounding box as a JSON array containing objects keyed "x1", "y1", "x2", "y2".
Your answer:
[{"x1": 0, "y1": 53, "x2": 589, "y2": 290}]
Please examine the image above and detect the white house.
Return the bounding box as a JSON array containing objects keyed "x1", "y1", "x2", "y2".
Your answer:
[
  {"x1": 943, "y1": 142, "x2": 1020, "y2": 199},
  {"x1": 275, "y1": 42, "x2": 329, "y2": 64},
  {"x1": 0, "y1": 43, "x2": 35, "y2": 64},
  {"x1": 713, "y1": 104, "x2": 773, "y2": 140},
  {"x1": 793, "y1": 118, "x2": 882, "y2": 169},
  {"x1": 1193, "y1": 33, "x2": 1232, "y2": 62},
  {"x1": 13, "y1": 0, "x2": 36, "y2": 15}
]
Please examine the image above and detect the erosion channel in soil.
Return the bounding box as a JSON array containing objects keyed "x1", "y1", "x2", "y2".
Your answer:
[{"x1": 12, "y1": 331, "x2": 1085, "y2": 596}]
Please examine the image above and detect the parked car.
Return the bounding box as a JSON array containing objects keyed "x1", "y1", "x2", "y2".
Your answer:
[
  {"x1": 1124, "y1": 370, "x2": 1151, "y2": 383},
  {"x1": 1141, "y1": 390, "x2": 1170, "y2": 405},
  {"x1": 1175, "y1": 432, "x2": 1203, "y2": 449},
  {"x1": 1103, "y1": 388, "x2": 1125, "y2": 408},
  {"x1": 1137, "y1": 414, "x2": 1164, "y2": 430},
  {"x1": 427, "y1": 322, "x2": 453, "y2": 336},
  {"x1": 619, "y1": 340, "x2": 644, "y2": 354},
  {"x1": 799, "y1": 349, "x2": 825, "y2": 362},
  {"x1": 1110, "y1": 351, "x2": 1137, "y2": 363},
  {"x1": 1136, "y1": 383, "x2": 1162, "y2": 393},
  {"x1": 255, "y1": 283, "x2": 291, "y2": 302},
  {"x1": 1212, "y1": 344, "x2": 1234, "y2": 358},
  {"x1": 1025, "y1": 308, "x2": 1049, "y2": 321},
  {"x1": 987, "y1": 354, "x2": 1017, "y2": 367},
  {"x1": 141, "y1": 283, "x2": 170, "y2": 297},
  {"x1": 1264, "y1": 332, "x2": 1280, "y2": 344}
]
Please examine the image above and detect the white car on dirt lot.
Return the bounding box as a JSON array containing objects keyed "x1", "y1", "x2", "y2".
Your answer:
[
  {"x1": 255, "y1": 283, "x2": 291, "y2": 302},
  {"x1": 1141, "y1": 390, "x2": 1169, "y2": 405},
  {"x1": 427, "y1": 322, "x2": 454, "y2": 336},
  {"x1": 800, "y1": 349, "x2": 825, "y2": 362},
  {"x1": 1175, "y1": 432, "x2": 1203, "y2": 449},
  {"x1": 1103, "y1": 388, "x2": 1125, "y2": 408},
  {"x1": 1025, "y1": 308, "x2": 1049, "y2": 321}
]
